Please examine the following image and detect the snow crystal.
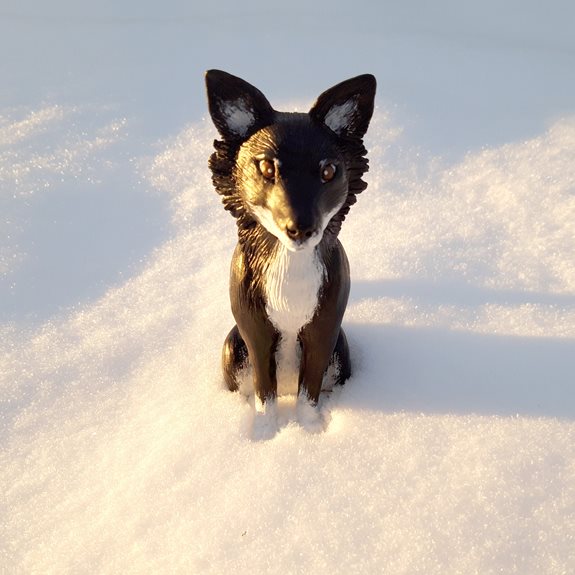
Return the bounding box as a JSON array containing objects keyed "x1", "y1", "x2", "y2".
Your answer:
[{"x1": 2, "y1": 107, "x2": 573, "y2": 573}]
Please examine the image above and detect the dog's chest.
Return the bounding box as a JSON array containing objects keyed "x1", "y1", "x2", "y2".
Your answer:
[{"x1": 264, "y1": 245, "x2": 325, "y2": 335}]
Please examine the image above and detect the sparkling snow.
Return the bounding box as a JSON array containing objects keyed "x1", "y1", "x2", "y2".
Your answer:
[{"x1": 1, "y1": 1, "x2": 574, "y2": 573}]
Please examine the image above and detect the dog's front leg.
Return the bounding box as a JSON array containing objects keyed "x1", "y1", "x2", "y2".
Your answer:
[
  {"x1": 296, "y1": 243, "x2": 350, "y2": 432},
  {"x1": 239, "y1": 319, "x2": 280, "y2": 440},
  {"x1": 229, "y1": 246, "x2": 281, "y2": 439},
  {"x1": 297, "y1": 325, "x2": 341, "y2": 433}
]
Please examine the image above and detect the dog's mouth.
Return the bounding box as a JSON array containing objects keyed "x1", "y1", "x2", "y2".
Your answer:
[
  {"x1": 284, "y1": 233, "x2": 321, "y2": 252},
  {"x1": 249, "y1": 204, "x2": 321, "y2": 251},
  {"x1": 248, "y1": 200, "x2": 348, "y2": 252},
  {"x1": 282, "y1": 223, "x2": 321, "y2": 250},
  {"x1": 273, "y1": 218, "x2": 325, "y2": 252}
]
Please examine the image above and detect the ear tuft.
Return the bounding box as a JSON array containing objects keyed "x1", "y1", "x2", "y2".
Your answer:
[
  {"x1": 215, "y1": 97, "x2": 256, "y2": 138},
  {"x1": 310, "y1": 74, "x2": 376, "y2": 139},
  {"x1": 323, "y1": 96, "x2": 360, "y2": 135},
  {"x1": 205, "y1": 70, "x2": 274, "y2": 141}
]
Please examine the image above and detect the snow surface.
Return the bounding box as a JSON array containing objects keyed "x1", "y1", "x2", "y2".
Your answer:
[{"x1": 1, "y1": 1, "x2": 575, "y2": 573}]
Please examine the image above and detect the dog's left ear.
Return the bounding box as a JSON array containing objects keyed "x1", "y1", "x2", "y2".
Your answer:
[
  {"x1": 205, "y1": 69, "x2": 275, "y2": 141},
  {"x1": 310, "y1": 74, "x2": 376, "y2": 139}
]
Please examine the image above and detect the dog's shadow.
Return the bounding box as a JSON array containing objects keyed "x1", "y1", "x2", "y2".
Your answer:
[{"x1": 343, "y1": 278, "x2": 575, "y2": 421}]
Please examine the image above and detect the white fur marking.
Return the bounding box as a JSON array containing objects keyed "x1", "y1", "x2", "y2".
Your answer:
[
  {"x1": 250, "y1": 201, "x2": 344, "y2": 253},
  {"x1": 275, "y1": 332, "x2": 300, "y2": 396},
  {"x1": 250, "y1": 205, "x2": 312, "y2": 252},
  {"x1": 265, "y1": 244, "x2": 324, "y2": 334},
  {"x1": 324, "y1": 97, "x2": 358, "y2": 134},
  {"x1": 265, "y1": 244, "x2": 325, "y2": 396},
  {"x1": 219, "y1": 98, "x2": 255, "y2": 136}
]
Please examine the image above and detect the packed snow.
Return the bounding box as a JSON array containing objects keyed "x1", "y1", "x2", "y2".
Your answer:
[{"x1": 1, "y1": 1, "x2": 574, "y2": 573}]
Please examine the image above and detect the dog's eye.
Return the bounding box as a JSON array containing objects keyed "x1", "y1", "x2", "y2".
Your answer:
[
  {"x1": 258, "y1": 159, "x2": 275, "y2": 180},
  {"x1": 321, "y1": 162, "x2": 337, "y2": 183}
]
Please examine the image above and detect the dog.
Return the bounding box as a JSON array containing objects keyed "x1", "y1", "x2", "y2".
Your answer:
[{"x1": 205, "y1": 70, "x2": 376, "y2": 437}]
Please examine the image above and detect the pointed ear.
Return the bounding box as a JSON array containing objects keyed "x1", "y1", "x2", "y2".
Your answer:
[
  {"x1": 310, "y1": 74, "x2": 376, "y2": 138},
  {"x1": 205, "y1": 70, "x2": 275, "y2": 141}
]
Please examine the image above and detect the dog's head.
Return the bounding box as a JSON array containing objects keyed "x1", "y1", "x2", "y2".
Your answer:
[{"x1": 206, "y1": 70, "x2": 376, "y2": 251}]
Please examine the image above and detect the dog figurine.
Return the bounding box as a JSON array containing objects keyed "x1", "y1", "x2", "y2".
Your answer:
[{"x1": 205, "y1": 70, "x2": 376, "y2": 437}]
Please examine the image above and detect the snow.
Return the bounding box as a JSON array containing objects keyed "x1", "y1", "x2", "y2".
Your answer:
[{"x1": 1, "y1": 1, "x2": 575, "y2": 573}]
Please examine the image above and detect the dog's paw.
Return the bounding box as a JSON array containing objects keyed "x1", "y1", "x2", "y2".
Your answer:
[
  {"x1": 296, "y1": 397, "x2": 327, "y2": 434},
  {"x1": 251, "y1": 398, "x2": 278, "y2": 441}
]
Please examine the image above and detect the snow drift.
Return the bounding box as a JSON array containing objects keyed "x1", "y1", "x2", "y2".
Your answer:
[
  {"x1": 2, "y1": 1, "x2": 575, "y2": 571},
  {"x1": 1, "y1": 103, "x2": 574, "y2": 572}
]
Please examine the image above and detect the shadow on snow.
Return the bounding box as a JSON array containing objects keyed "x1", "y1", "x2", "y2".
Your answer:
[{"x1": 344, "y1": 279, "x2": 575, "y2": 421}]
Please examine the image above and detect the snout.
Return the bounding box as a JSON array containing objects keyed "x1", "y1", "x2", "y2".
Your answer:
[{"x1": 284, "y1": 220, "x2": 317, "y2": 243}]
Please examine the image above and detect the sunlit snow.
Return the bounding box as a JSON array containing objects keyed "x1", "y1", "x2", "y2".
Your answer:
[{"x1": 1, "y1": 1, "x2": 574, "y2": 573}]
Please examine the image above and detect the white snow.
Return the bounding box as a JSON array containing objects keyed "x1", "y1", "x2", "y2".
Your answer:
[{"x1": 1, "y1": 1, "x2": 575, "y2": 573}]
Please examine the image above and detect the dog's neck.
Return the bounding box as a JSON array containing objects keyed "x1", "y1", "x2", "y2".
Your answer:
[
  {"x1": 236, "y1": 221, "x2": 330, "y2": 318},
  {"x1": 264, "y1": 241, "x2": 325, "y2": 335}
]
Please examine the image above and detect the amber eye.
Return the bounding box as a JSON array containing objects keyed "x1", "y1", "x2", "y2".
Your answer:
[
  {"x1": 258, "y1": 159, "x2": 275, "y2": 180},
  {"x1": 321, "y1": 162, "x2": 337, "y2": 183}
]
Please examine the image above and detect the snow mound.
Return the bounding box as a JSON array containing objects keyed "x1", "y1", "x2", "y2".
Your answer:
[{"x1": 1, "y1": 109, "x2": 574, "y2": 573}]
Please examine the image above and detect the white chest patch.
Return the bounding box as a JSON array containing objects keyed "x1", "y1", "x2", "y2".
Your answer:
[
  {"x1": 265, "y1": 244, "x2": 324, "y2": 333},
  {"x1": 265, "y1": 244, "x2": 325, "y2": 395}
]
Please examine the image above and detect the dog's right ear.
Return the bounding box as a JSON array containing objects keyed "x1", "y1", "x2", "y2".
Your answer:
[
  {"x1": 310, "y1": 74, "x2": 376, "y2": 139},
  {"x1": 205, "y1": 70, "x2": 275, "y2": 141}
]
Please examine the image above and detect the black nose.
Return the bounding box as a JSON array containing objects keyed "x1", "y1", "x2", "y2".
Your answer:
[{"x1": 285, "y1": 221, "x2": 315, "y2": 242}]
